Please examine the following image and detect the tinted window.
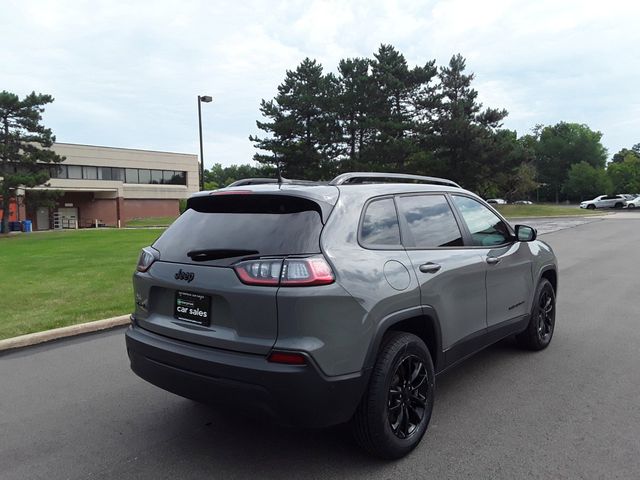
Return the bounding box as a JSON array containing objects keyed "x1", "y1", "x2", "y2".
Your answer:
[
  {"x1": 98, "y1": 167, "x2": 112, "y2": 180},
  {"x1": 151, "y1": 170, "x2": 163, "y2": 184},
  {"x1": 82, "y1": 166, "x2": 97, "y2": 180},
  {"x1": 452, "y1": 196, "x2": 511, "y2": 246},
  {"x1": 112, "y1": 168, "x2": 124, "y2": 181},
  {"x1": 397, "y1": 195, "x2": 463, "y2": 248},
  {"x1": 360, "y1": 198, "x2": 401, "y2": 247},
  {"x1": 155, "y1": 195, "x2": 324, "y2": 265},
  {"x1": 125, "y1": 168, "x2": 138, "y2": 183},
  {"x1": 173, "y1": 171, "x2": 186, "y2": 185},
  {"x1": 163, "y1": 170, "x2": 175, "y2": 184},
  {"x1": 67, "y1": 165, "x2": 82, "y2": 179},
  {"x1": 51, "y1": 165, "x2": 67, "y2": 179},
  {"x1": 138, "y1": 169, "x2": 151, "y2": 184}
]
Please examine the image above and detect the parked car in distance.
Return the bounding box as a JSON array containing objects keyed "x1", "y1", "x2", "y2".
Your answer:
[
  {"x1": 126, "y1": 172, "x2": 558, "y2": 459},
  {"x1": 486, "y1": 198, "x2": 507, "y2": 204},
  {"x1": 625, "y1": 196, "x2": 640, "y2": 208},
  {"x1": 513, "y1": 200, "x2": 533, "y2": 205},
  {"x1": 579, "y1": 194, "x2": 627, "y2": 209}
]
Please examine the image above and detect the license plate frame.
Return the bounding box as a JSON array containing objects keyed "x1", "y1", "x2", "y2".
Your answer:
[{"x1": 174, "y1": 290, "x2": 211, "y2": 326}]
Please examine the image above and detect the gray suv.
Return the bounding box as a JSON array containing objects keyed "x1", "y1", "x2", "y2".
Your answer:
[{"x1": 126, "y1": 172, "x2": 558, "y2": 459}]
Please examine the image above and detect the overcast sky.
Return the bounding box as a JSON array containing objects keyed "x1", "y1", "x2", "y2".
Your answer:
[{"x1": 2, "y1": 0, "x2": 639, "y2": 168}]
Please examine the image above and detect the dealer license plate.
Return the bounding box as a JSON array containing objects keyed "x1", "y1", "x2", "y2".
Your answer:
[{"x1": 174, "y1": 291, "x2": 211, "y2": 326}]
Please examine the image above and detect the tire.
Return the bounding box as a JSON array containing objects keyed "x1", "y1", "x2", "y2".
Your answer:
[
  {"x1": 615, "y1": 202, "x2": 623, "y2": 209},
  {"x1": 352, "y1": 332, "x2": 435, "y2": 459},
  {"x1": 628, "y1": 203, "x2": 635, "y2": 209},
  {"x1": 516, "y1": 278, "x2": 556, "y2": 351},
  {"x1": 586, "y1": 204, "x2": 596, "y2": 210}
]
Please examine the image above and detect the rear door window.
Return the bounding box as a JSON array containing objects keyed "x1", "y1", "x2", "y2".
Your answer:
[
  {"x1": 153, "y1": 194, "x2": 324, "y2": 265},
  {"x1": 396, "y1": 195, "x2": 463, "y2": 248},
  {"x1": 360, "y1": 198, "x2": 401, "y2": 248}
]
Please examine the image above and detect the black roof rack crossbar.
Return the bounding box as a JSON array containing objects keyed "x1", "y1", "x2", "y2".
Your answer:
[
  {"x1": 226, "y1": 177, "x2": 322, "y2": 187},
  {"x1": 329, "y1": 172, "x2": 461, "y2": 188}
]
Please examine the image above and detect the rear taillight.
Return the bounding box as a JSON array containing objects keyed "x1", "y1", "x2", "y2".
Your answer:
[
  {"x1": 280, "y1": 257, "x2": 334, "y2": 286},
  {"x1": 234, "y1": 259, "x2": 283, "y2": 285},
  {"x1": 136, "y1": 247, "x2": 159, "y2": 272},
  {"x1": 234, "y1": 256, "x2": 334, "y2": 287}
]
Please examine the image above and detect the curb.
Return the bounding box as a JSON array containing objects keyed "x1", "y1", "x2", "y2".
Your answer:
[{"x1": 0, "y1": 314, "x2": 130, "y2": 353}]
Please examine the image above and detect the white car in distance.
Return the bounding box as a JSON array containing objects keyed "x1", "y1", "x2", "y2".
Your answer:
[
  {"x1": 580, "y1": 195, "x2": 627, "y2": 210},
  {"x1": 625, "y1": 196, "x2": 640, "y2": 209}
]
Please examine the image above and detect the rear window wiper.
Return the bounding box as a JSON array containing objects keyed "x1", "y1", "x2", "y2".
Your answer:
[{"x1": 187, "y1": 249, "x2": 259, "y2": 261}]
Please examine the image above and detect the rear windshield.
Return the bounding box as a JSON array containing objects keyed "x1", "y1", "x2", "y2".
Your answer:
[{"x1": 153, "y1": 194, "x2": 324, "y2": 265}]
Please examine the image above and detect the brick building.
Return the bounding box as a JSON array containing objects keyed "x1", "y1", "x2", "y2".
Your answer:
[{"x1": 8, "y1": 143, "x2": 199, "y2": 230}]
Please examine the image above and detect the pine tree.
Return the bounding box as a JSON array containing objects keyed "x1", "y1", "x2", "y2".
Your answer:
[
  {"x1": 366, "y1": 45, "x2": 438, "y2": 171},
  {"x1": 249, "y1": 58, "x2": 340, "y2": 179},
  {"x1": 432, "y1": 54, "x2": 508, "y2": 191},
  {"x1": 335, "y1": 57, "x2": 375, "y2": 168},
  {"x1": 0, "y1": 91, "x2": 64, "y2": 234}
]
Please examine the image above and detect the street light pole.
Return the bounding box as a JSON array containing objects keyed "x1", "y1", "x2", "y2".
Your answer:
[{"x1": 197, "y1": 95, "x2": 212, "y2": 191}]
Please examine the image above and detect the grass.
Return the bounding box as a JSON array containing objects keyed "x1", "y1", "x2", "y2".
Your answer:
[
  {"x1": 495, "y1": 204, "x2": 603, "y2": 218},
  {"x1": 0, "y1": 228, "x2": 163, "y2": 340},
  {"x1": 126, "y1": 216, "x2": 177, "y2": 227}
]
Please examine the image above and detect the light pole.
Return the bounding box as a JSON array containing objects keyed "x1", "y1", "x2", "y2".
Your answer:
[{"x1": 197, "y1": 95, "x2": 212, "y2": 191}]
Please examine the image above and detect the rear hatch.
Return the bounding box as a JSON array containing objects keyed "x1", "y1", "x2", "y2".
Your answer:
[{"x1": 134, "y1": 191, "x2": 333, "y2": 354}]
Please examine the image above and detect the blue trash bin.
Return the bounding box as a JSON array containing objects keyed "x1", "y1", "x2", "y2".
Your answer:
[{"x1": 22, "y1": 220, "x2": 32, "y2": 233}]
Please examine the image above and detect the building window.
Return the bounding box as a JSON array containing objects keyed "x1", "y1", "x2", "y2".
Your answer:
[
  {"x1": 67, "y1": 165, "x2": 82, "y2": 179},
  {"x1": 98, "y1": 167, "x2": 112, "y2": 180},
  {"x1": 51, "y1": 165, "x2": 68, "y2": 179},
  {"x1": 48, "y1": 164, "x2": 186, "y2": 185},
  {"x1": 125, "y1": 168, "x2": 139, "y2": 183},
  {"x1": 112, "y1": 168, "x2": 124, "y2": 181},
  {"x1": 172, "y1": 171, "x2": 186, "y2": 185},
  {"x1": 138, "y1": 169, "x2": 151, "y2": 184},
  {"x1": 151, "y1": 170, "x2": 163, "y2": 184},
  {"x1": 82, "y1": 166, "x2": 98, "y2": 180}
]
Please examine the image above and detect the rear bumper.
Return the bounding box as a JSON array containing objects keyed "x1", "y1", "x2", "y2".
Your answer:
[{"x1": 125, "y1": 320, "x2": 368, "y2": 428}]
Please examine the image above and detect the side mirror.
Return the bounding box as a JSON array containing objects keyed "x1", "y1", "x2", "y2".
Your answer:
[{"x1": 515, "y1": 224, "x2": 537, "y2": 242}]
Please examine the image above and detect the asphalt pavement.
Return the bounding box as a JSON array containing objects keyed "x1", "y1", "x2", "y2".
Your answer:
[{"x1": 2, "y1": 213, "x2": 640, "y2": 479}]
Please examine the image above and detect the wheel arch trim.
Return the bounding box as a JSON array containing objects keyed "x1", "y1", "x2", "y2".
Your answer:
[{"x1": 363, "y1": 305, "x2": 444, "y2": 373}]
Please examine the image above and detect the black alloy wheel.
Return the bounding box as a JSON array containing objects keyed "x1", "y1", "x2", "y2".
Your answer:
[
  {"x1": 387, "y1": 355, "x2": 429, "y2": 439},
  {"x1": 516, "y1": 278, "x2": 556, "y2": 350},
  {"x1": 537, "y1": 288, "x2": 554, "y2": 343},
  {"x1": 352, "y1": 332, "x2": 435, "y2": 459},
  {"x1": 587, "y1": 204, "x2": 596, "y2": 210}
]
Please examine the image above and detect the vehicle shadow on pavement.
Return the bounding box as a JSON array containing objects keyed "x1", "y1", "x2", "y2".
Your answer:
[{"x1": 103, "y1": 338, "x2": 534, "y2": 479}]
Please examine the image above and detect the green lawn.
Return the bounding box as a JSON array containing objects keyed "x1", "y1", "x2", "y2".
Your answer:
[
  {"x1": 495, "y1": 204, "x2": 602, "y2": 218},
  {"x1": 126, "y1": 216, "x2": 177, "y2": 227},
  {"x1": 0, "y1": 229, "x2": 162, "y2": 340}
]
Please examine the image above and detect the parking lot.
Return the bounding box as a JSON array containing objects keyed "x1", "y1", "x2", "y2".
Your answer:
[{"x1": 2, "y1": 212, "x2": 640, "y2": 479}]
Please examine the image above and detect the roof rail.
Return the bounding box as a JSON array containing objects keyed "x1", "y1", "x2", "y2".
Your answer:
[
  {"x1": 329, "y1": 172, "x2": 461, "y2": 188},
  {"x1": 226, "y1": 177, "x2": 322, "y2": 187}
]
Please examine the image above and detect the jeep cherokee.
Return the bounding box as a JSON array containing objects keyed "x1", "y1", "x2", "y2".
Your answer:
[{"x1": 125, "y1": 172, "x2": 558, "y2": 459}]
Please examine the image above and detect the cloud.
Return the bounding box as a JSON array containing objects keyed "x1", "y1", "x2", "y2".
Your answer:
[{"x1": 2, "y1": 0, "x2": 639, "y2": 167}]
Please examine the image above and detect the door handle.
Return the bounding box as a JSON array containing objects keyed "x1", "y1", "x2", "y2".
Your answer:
[
  {"x1": 486, "y1": 257, "x2": 501, "y2": 265},
  {"x1": 419, "y1": 263, "x2": 441, "y2": 273}
]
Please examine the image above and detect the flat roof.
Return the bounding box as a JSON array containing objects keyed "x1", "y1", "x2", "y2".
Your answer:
[{"x1": 54, "y1": 142, "x2": 197, "y2": 158}]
